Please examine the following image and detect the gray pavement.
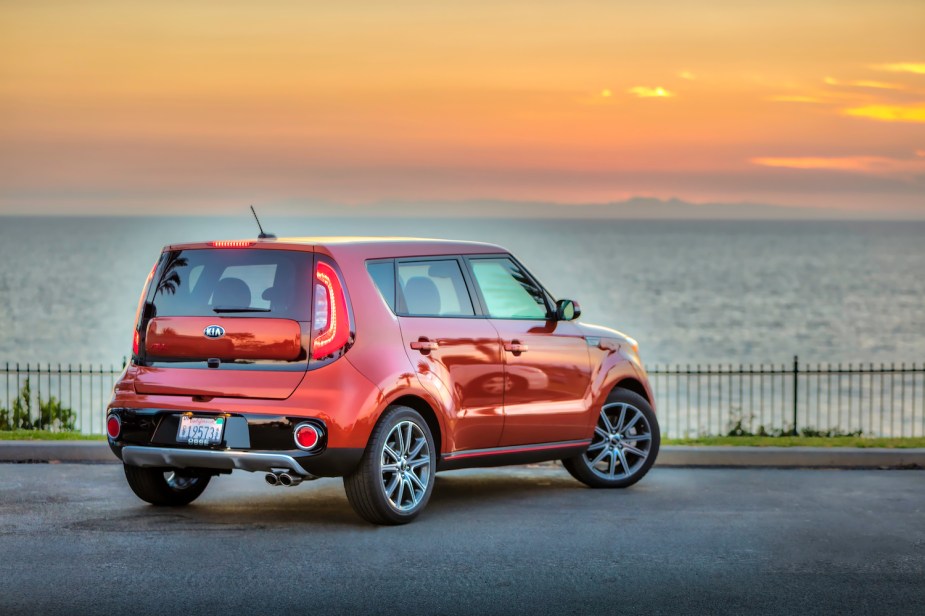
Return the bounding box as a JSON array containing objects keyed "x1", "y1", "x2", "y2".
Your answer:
[{"x1": 1, "y1": 464, "x2": 923, "y2": 615}]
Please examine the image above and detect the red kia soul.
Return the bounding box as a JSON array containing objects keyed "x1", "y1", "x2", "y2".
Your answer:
[{"x1": 107, "y1": 237, "x2": 659, "y2": 524}]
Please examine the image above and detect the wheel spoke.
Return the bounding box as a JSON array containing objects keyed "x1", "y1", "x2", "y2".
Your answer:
[
  {"x1": 385, "y1": 474, "x2": 400, "y2": 499},
  {"x1": 589, "y1": 446, "x2": 609, "y2": 466},
  {"x1": 622, "y1": 433, "x2": 650, "y2": 442},
  {"x1": 623, "y1": 410, "x2": 643, "y2": 432},
  {"x1": 403, "y1": 422, "x2": 413, "y2": 455},
  {"x1": 408, "y1": 471, "x2": 427, "y2": 492},
  {"x1": 381, "y1": 463, "x2": 399, "y2": 473},
  {"x1": 600, "y1": 408, "x2": 616, "y2": 433},
  {"x1": 383, "y1": 444, "x2": 401, "y2": 461},
  {"x1": 624, "y1": 444, "x2": 647, "y2": 458},
  {"x1": 405, "y1": 478, "x2": 418, "y2": 505},
  {"x1": 615, "y1": 404, "x2": 627, "y2": 432},
  {"x1": 607, "y1": 449, "x2": 617, "y2": 477},
  {"x1": 408, "y1": 455, "x2": 430, "y2": 469},
  {"x1": 395, "y1": 476, "x2": 406, "y2": 505},
  {"x1": 408, "y1": 437, "x2": 426, "y2": 459},
  {"x1": 594, "y1": 426, "x2": 609, "y2": 439},
  {"x1": 587, "y1": 440, "x2": 607, "y2": 452},
  {"x1": 617, "y1": 448, "x2": 631, "y2": 474}
]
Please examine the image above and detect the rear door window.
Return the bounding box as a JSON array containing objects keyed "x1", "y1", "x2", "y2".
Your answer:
[
  {"x1": 150, "y1": 249, "x2": 313, "y2": 320},
  {"x1": 396, "y1": 259, "x2": 475, "y2": 317}
]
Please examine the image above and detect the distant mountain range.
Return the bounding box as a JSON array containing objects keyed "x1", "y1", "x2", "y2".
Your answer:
[{"x1": 271, "y1": 197, "x2": 914, "y2": 220}]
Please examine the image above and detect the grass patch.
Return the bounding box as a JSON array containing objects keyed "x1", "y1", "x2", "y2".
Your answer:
[
  {"x1": 665, "y1": 436, "x2": 925, "y2": 448},
  {"x1": 0, "y1": 430, "x2": 105, "y2": 441}
]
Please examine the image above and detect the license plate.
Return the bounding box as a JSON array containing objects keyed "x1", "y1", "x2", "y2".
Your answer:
[{"x1": 177, "y1": 416, "x2": 225, "y2": 446}]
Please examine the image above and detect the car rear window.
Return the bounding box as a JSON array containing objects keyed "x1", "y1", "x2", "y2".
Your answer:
[{"x1": 150, "y1": 249, "x2": 313, "y2": 320}]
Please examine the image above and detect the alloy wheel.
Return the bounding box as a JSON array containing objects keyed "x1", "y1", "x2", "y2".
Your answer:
[
  {"x1": 584, "y1": 402, "x2": 653, "y2": 480},
  {"x1": 380, "y1": 420, "x2": 431, "y2": 512}
]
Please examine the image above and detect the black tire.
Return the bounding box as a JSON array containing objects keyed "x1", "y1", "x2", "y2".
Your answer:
[
  {"x1": 563, "y1": 388, "x2": 660, "y2": 489},
  {"x1": 123, "y1": 465, "x2": 211, "y2": 506},
  {"x1": 343, "y1": 405, "x2": 436, "y2": 525}
]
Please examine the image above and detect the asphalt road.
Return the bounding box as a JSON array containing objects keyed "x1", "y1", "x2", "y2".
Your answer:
[{"x1": 1, "y1": 464, "x2": 923, "y2": 616}]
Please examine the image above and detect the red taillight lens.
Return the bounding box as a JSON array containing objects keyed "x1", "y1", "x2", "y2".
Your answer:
[
  {"x1": 132, "y1": 330, "x2": 140, "y2": 356},
  {"x1": 294, "y1": 424, "x2": 321, "y2": 450},
  {"x1": 107, "y1": 415, "x2": 121, "y2": 439},
  {"x1": 312, "y1": 261, "x2": 350, "y2": 360}
]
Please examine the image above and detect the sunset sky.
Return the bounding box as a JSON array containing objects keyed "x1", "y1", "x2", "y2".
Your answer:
[{"x1": 1, "y1": 0, "x2": 923, "y2": 216}]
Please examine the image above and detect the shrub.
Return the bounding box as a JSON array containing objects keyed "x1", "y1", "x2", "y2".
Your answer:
[{"x1": 0, "y1": 378, "x2": 76, "y2": 431}]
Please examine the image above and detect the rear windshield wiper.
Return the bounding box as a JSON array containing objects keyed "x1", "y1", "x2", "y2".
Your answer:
[{"x1": 212, "y1": 307, "x2": 272, "y2": 313}]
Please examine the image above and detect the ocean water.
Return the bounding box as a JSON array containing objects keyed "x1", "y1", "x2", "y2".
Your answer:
[{"x1": 0, "y1": 216, "x2": 923, "y2": 367}]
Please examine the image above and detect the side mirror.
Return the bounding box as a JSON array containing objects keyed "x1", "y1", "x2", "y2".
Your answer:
[{"x1": 555, "y1": 299, "x2": 581, "y2": 321}]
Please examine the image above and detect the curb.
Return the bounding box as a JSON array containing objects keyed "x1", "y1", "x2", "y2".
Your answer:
[
  {"x1": 1, "y1": 441, "x2": 924, "y2": 469},
  {"x1": 657, "y1": 445, "x2": 925, "y2": 469},
  {"x1": 0, "y1": 441, "x2": 116, "y2": 464}
]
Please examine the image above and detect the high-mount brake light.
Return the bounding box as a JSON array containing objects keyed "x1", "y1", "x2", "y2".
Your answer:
[
  {"x1": 312, "y1": 261, "x2": 350, "y2": 360},
  {"x1": 210, "y1": 240, "x2": 255, "y2": 248}
]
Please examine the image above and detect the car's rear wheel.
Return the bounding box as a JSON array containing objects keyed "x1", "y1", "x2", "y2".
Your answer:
[
  {"x1": 123, "y1": 464, "x2": 211, "y2": 506},
  {"x1": 563, "y1": 389, "x2": 660, "y2": 488},
  {"x1": 344, "y1": 405, "x2": 436, "y2": 525}
]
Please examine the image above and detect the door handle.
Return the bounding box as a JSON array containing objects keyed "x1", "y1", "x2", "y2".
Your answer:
[
  {"x1": 410, "y1": 338, "x2": 439, "y2": 353},
  {"x1": 504, "y1": 340, "x2": 528, "y2": 354}
]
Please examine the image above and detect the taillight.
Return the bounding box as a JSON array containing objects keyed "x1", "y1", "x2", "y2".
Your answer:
[
  {"x1": 107, "y1": 414, "x2": 121, "y2": 439},
  {"x1": 132, "y1": 262, "x2": 158, "y2": 357},
  {"x1": 312, "y1": 261, "x2": 350, "y2": 360}
]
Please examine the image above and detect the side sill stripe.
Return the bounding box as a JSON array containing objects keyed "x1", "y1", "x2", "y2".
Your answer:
[{"x1": 443, "y1": 439, "x2": 591, "y2": 461}]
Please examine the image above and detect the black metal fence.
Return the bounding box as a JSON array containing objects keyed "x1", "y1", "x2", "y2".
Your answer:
[
  {"x1": 1, "y1": 362, "x2": 124, "y2": 435},
  {"x1": 2, "y1": 357, "x2": 924, "y2": 438},
  {"x1": 647, "y1": 357, "x2": 925, "y2": 439}
]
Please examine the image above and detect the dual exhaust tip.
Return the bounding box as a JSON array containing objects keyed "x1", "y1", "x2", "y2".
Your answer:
[{"x1": 265, "y1": 471, "x2": 302, "y2": 487}]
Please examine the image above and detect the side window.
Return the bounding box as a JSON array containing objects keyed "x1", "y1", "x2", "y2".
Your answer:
[
  {"x1": 366, "y1": 261, "x2": 396, "y2": 310},
  {"x1": 397, "y1": 260, "x2": 475, "y2": 317},
  {"x1": 469, "y1": 257, "x2": 549, "y2": 320}
]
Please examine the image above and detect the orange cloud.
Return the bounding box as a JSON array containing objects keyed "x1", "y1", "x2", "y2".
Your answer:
[
  {"x1": 628, "y1": 86, "x2": 675, "y2": 98},
  {"x1": 769, "y1": 95, "x2": 825, "y2": 103},
  {"x1": 873, "y1": 63, "x2": 925, "y2": 75},
  {"x1": 843, "y1": 104, "x2": 925, "y2": 123},
  {"x1": 823, "y1": 76, "x2": 904, "y2": 90},
  {"x1": 751, "y1": 155, "x2": 925, "y2": 174}
]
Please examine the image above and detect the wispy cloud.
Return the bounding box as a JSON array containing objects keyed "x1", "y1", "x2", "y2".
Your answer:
[
  {"x1": 824, "y1": 76, "x2": 904, "y2": 90},
  {"x1": 678, "y1": 71, "x2": 696, "y2": 81},
  {"x1": 751, "y1": 154, "x2": 925, "y2": 174},
  {"x1": 873, "y1": 63, "x2": 925, "y2": 75},
  {"x1": 628, "y1": 86, "x2": 675, "y2": 98},
  {"x1": 768, "y1": 95, "x2": 825, "y2": 104},
  {"x1": 843, "y1": 104, "x2": 925, "y2": 123}
]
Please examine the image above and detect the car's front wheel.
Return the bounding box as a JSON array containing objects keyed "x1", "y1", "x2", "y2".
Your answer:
[
  {"x1": 123, "y1": 465, "x2": 212, "y2": 506},
  {"x1": 344, "y1": 405, "x2": 436, "y2": 525},
  {"x1": 563, "y1": 388, "x2": 660, "y2": 488}
]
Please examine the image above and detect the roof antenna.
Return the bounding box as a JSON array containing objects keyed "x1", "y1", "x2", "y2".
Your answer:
[{"x1": 250, "y1": 205, "x2": 276, "y2": 239}]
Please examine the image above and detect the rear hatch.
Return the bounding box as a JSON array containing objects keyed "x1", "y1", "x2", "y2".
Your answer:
[{"x1": 134, "y1": 247, "x2": 314, "y2": 399}]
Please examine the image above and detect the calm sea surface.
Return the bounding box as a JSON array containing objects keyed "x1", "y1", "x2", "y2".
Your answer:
[{"x1": 0, "y1": 217, "x2": 923, "y2": 367}]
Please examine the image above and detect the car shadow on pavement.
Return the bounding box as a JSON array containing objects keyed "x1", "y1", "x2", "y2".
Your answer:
[{"x1": 110, "y1": 468, "x2": 588, "y2": 529}]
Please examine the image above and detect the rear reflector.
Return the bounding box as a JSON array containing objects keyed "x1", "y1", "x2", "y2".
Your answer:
[
  {"x1": 107, "y1": 415, "x2": 121, "y2": 439},
  {"x1": 294, "y1": 423, "x2": 321, "y2": 450},
  {"x1": 210, "y1": 240, "x2": 255, "y2": 248}
]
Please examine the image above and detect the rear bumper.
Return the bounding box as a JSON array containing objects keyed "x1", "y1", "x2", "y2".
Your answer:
[
  {"x1": 122, "y1": 446, "x2": 315, "y2": 476},
  {"x1": 115, "y1": 443, "x2": 363, "y2": 477}
]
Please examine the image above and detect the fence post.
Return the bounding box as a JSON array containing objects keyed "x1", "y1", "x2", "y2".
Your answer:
[{"x1": 792, "y1": 355, "x2": 799, "y2": 436}]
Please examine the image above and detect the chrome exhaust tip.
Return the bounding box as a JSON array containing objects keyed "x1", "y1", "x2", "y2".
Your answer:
[
  {"x1": 265, "y1": 472, "x2": 280, "y2": 486},
  {"x1": 279, "y1": 472, "x2": 302, "y2": 487}
]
